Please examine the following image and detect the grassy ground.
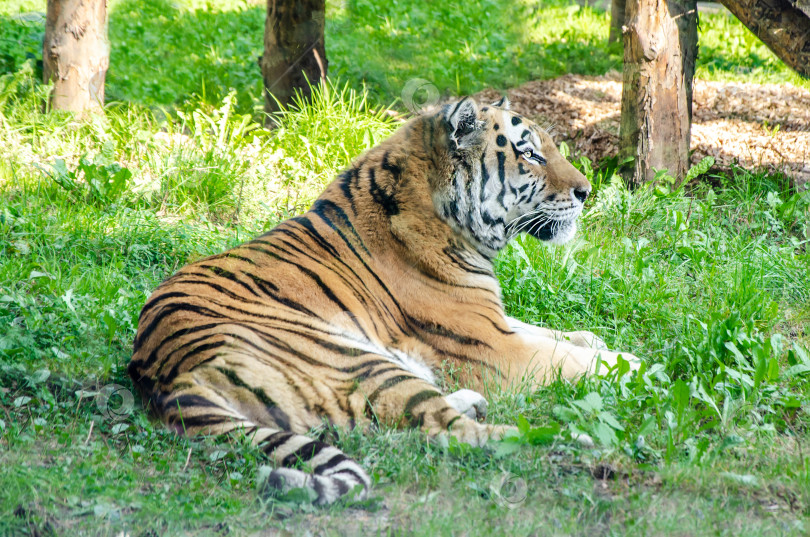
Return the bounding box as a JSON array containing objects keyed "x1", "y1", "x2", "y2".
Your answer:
[{"x1": 1, "y1": 0, "x2": 809, "y2": 535}]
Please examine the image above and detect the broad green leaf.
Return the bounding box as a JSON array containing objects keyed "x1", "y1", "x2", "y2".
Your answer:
[
  {"x1": 572, "y1": 392, "x2": 602, "y2": 414},
  {"x1": 783, "y1": 364, "x2": 810, "y2": 378},
  {"x1": 767, "y1": 357, "x2": 780, "y2": 382},
  {"x1": 516, "y1": 415, "x2": 530, "y2": 435},
  {"x1": 637, "y1": 415, "x2": 658, "y2": 437},
  {"x1": 592, "y1": 422, "x2": 617, "y2": 447},
  {"x1": 552, "y1": 405, "x2": 580, "y2": 422},
  {"x1": 672, "y1": 379, "x2": 690, "y2": 420},
  {"x1": 598, "y1": 411, "x2": 625, "y2": 431}
]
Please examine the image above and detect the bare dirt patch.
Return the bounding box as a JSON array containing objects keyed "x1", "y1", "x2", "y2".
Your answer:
[{"x1": 477, "y1": 73, "x2": 810, "y2": 188}]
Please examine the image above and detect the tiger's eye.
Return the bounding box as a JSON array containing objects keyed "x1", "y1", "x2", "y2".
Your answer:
[{"x1": 523, "y1": 150, "x2": 533, "y2": 159}]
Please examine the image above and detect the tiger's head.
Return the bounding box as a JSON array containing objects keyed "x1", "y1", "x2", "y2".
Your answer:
[{"x1": 429, "y1": 96, "x2": 591, "y2": 258}]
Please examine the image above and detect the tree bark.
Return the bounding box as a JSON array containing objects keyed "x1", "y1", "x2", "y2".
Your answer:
[
  {"x1": 718, "y1": 0, "x2": 810, "y2": 78},
  {"x1": 619, "y1": 0, "x2": 698, "y2": 185},
  {"x1": 609, "y1": 0, "x2": 627, "y2": 44},
  {"x1": 672, "y1": 0, "x2": 698, "y2": 125},
  {"x1": 43, "y1": 0, "x2": 109, "y2": 113},
  {"x1": 260, "y1": 0, "x2": 327, "y2": 117}
]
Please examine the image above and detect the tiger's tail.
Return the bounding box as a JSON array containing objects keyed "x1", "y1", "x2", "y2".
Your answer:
[
  {"x1": 251, "y1": 427, "x2": 371, "y2": 505},
  {"x1": 152, "y1": 389, "x2": 371, "y2": 505}
]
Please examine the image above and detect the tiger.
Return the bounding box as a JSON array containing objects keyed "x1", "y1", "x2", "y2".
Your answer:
[{"x1": 128, "y1": 96, "x2": 639, "y2": 505}]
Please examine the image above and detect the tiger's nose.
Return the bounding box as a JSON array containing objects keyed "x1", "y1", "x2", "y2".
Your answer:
[{"x1": 573, "y1": 187, "x2": 590, "y2": 204}]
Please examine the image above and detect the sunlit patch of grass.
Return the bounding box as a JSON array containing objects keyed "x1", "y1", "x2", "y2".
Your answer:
[{"x1": 697, "y1": 11, "x2": 810, "y2": 89}]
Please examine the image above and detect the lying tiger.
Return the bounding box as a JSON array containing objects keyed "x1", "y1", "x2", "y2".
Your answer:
[{"x1": 129, "y1": 96, "x2": 639, "y2": 505}]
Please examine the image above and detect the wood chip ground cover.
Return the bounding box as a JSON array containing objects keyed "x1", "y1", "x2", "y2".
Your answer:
[{"x1": 478, "y1": 73, "x2": 810, "y2": 188}]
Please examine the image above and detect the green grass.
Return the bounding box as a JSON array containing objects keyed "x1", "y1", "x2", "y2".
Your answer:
[{"x1": 1, "y1": 0, "x2": 810, "y2": 535}]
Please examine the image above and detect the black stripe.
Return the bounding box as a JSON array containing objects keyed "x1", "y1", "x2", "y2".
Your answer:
[
  {"x1": 310, "y1": 199, "x2": 371, "y2": 255},
  {"x1": 404, "y1": 390, "x2": 442, "y2": 418},
  {"x1": 313, "y1": 453, "x2": 349, "y2": 474},
  {"x1": 244, "y1": 273, "x2": 321, "y2": 318},
  {"x1": 208, "y1": 252, "x2": 257, "y2": 265},
  {"x1": 131, "y1": 321, "x2": 222, "y2": 374},
  {"x1": 367, "y1": 374, "x2": 418, "y2": 404},
  {"x1": 472, "y1": 311, "x2": 512, "y2": 335},
  {"x1": 180, "y1": 273, "x2": 265, "y2": 303},
  {"x1": 446, "y1": 415, "x2": 462, "y2": 429},
  {"x1": 331, "y1": 467, "x2": 367, "y2": 485},
  {"x1": 260, "y1": 431, "x2": 295, "y2": 454},
  {"x1": 497, "y1": 151, "x2": 506, "y2": 186},
  {"x1": 134, "y1": 291, "x2": 196, "y2": 348},
  {"x1": 135, "y1": 302, "x2": 228, "y2": 351},
  {"x1": 408, "y1": 316, "x2": 492, "y2": 348},
  {"x1": 449, "y1": 98, "x2": 467, "y2": 119},
  {"x1": 279, "y1": 213, "x2": 409, "y2": 335},
  {"x1": 368, "y1": 167, "x2": 399, "y2": 216},
  {"x1": 246, "y1": 273, "x2": 279, "y2": 294},
  {"x1": 338, "y1": 168, "x2": 359, "y2": 214},
  {"x1": 381, "y1": 152, "x2": 402, "y2": 182},
  {"x1": 215, "y1": 367, "x2": 279, "y2": 411},
  {"x1": 170, "y1": 414, "x2": 229, "y2": 429},
  {"x1": 281, "y1": 440, "x2": 328, "y2": 467},
  {"x1": 442, "y1": 246, "x2": 494, "y2": 276},
  {"x1": 480, "y1": 151, "x2": 490, "y2": 203},
  {"x1": 331, "y1": 475, "x2": 351, "y2": 495},
  {"x1": 161, "y1": 393, "x2": 222, "y2": 412},
  {"x1": 285, "y1": 216, "x2": 342, "y2": 259},
  {"x1": 312, "y1": 475, "x2": 327, "y2": 499}
]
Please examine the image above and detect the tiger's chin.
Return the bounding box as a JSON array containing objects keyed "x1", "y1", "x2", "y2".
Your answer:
[{"x1": 526, "y1": 219, "x2": 577, "y2": 245}]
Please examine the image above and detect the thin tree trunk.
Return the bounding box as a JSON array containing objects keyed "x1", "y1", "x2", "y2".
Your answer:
[
  {"x1": 609, "y1": 0, "x2": 627, "y2": 44},
  {"x1": 718, "y1": 0, "x2": 810, "y2": 77},
  {"x1": 43, "y1": 0, "x2": 109, "y2": 113},
  {"x1": 619, "y1": 0, "x2": 698, "y2": 185},
  {"x1": 260, "y1": 0, "x2": 327, "y2": 117}
]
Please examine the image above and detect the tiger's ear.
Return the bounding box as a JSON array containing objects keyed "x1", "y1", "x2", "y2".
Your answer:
[
  {"x1": 491, "y1": 96, "x2": 511, "y2": 110},
  {"x1": 444, "y1": 97, "x2": 484, "y2": 150}
]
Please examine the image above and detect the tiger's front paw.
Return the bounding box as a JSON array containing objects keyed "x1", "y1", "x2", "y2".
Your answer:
[
  {"x1": 445, "y1": 418, "x2": 518, "y2": 447},
  {"x1": 563, "y1": 330, "x2": 608, "y2": 350},
  {"x1": 445, "y1": 389, "x2": 488, "y2": 422}
]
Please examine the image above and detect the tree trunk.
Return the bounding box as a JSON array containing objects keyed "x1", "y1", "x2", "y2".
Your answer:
[
  {"x1": 43, "y1": 0, "x2": 109, "y2": 113},
  {"x1": 672, "y1": 0, "x2": 698, "y2": 125},
  {"x1": 260, "y1": 0, "x2": 327, "y2": 117},
  {"x1": 718, "y1": 0, "x2": 810, "y2": 78},
  {"x1": 609, "y1": 0, "x2": 627, "y2": 44},
  {"x1": 619, "y1": 0, "x2": 698, "y2": 185}
]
